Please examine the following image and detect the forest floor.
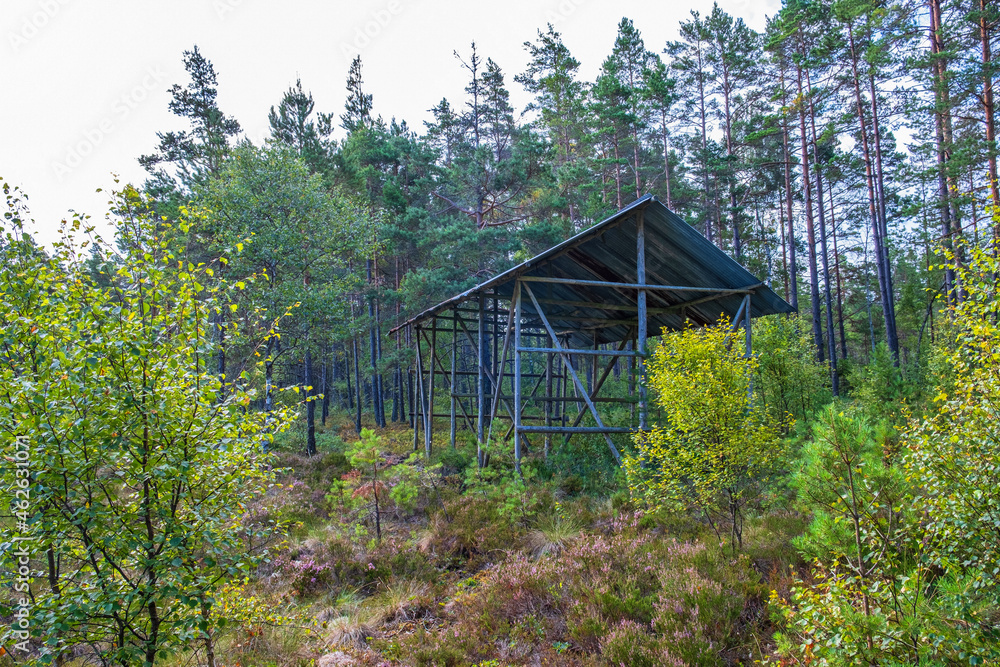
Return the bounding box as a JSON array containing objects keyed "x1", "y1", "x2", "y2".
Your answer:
[{"x1": 168, "y1": 418, "x2": 810, "y2": 667}]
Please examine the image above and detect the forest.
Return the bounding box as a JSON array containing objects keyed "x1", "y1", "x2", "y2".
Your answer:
[{"x1": 1, "y1": 0, "x2": 999, "y2": 664}]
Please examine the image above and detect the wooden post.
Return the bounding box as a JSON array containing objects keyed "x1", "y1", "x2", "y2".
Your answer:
[
  {"x1": 514, "y1": 283, "x2": 523, "y2": 472},
  {"x1": 544, "y1": 350, "x2": 553, "y2": 460},
  {"x1": 636, "y1": 210, "x2": 649, "y2": 431},
  {"x1": 493, "y1": 296, "x2": 500, "y2": 402},
  {"x1": 450, "y1": 312, "x2": 457, "y2": 449},
  {"x1": 522, "y1": 283, "x2": 622, "y2": 464},
  {"x1": 592, "y1": 331, "x2": 599, "y2": 392},
  {"x1": 476, "y1": 296, "x2": 486, "y2": 466},
  {"x1": 426, "y1": 321, "x2": 436, "y2": 458},
  {"x1": 485, "y1": 301, "x2": 516, "y2": 450},
  {"x1": 413, "y1": 326, "x2": 422, "y2": 452},
  {"x1": 743, "y1": 294, "x2": 752, "y2": 357},
  {"x1": 743, "y1": 294, "x2": 753, "y2": 402}
]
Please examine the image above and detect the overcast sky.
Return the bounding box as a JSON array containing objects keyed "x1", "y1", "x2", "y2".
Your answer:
[{"x1": 1, "y1": 0, "x2": 780, "y2": 245}]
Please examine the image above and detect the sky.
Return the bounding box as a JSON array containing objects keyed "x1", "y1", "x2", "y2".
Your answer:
[{"x1": 0, "y1": 0, "x2": 781, "y2": 245}]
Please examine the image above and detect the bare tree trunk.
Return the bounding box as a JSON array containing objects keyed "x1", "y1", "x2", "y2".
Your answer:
[
  {"x1": 305, "y1": 345, "x2": 316, "y2": 456},
  {"x1": 929, "y1": 0, "x2": 960, "y2": 302},
  {"x1": 780, "y1": 62, "x2": 798, "y2": 311},
  {"x1": 830, "y1": 180, "x2": 849, "y2": 359},
  {"x1": 661, "y1": 110, "x2": 673, "y2": 209},
  {"x1": 847, "y1": 21, "x2": 898, "y2": 359},
  {"x1": 868, "y1": 68, "x2": 899, "y2": 357},
  {"x1": 613, "y1": 136, "x2": 623, "y2": 209},
  {"x1": 697, "y1": 48, "x2": 713, "y2": 244},
  {"x1": 201, "y1": 599, "x2": 216, "y2": 667},
  {"x1": 979, "y1": 0, "x2": 1000, "y2": 215},
  {"x1": 345, "y1": 343, "x2": 354, "y2": 410},
  {"x1": 806, "y1": 67, "x2": 839, "y2": 395},
  {"x1": 367, "y1": 260, "x2": 386, "y2": 428},
  {"x1": 795, "y1": 52, "x2": 825, "y2": 361},
  {"x1": 353, "y1": 335, "x2": 362, "y2": 435},
  {"x1": 321, "y1": 359, "x2": 329, "y2": 426},
  {"x1": 721, "y1": 64, "x2": 742, "y2": 262}
]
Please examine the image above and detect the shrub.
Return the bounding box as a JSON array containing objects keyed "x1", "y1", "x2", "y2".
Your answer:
[
  {"x1": 753, "y1": 314, "x2": 830, "y2": 425},
  {"x1": 625, "y1": 319, "x2": 792, "y2": 553},
  {"x1": 394, "y1": 511, "x2": 766, "y2": 664},
  {"x1": 774, "y1": 243, "x2": 1000, "y2": 665}
]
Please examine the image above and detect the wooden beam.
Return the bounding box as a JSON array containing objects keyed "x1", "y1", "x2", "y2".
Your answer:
[
  {"x1": 563, "y1": 332, "x2": 634, "y2": 445},
  {"x1": 519, "y1": 426, "x2": 634, "y2": 434},
  {"x1": 522, "y1": 283, "x2": 622, "y2": 464},
  {"x1": 637, "y1": 209, "x2": 648, "y2": 431},
  {"x1": 420, "y1": 329, "x2": 477, "y2": 435},
  {"x1": 514, "y1": 283, "x2": 523, "y2": 471},
  {"x1": 515, "y1": 346, "x2": 641, "y2": 357},
  {"x1": 519, "y1": 275, "x2": 763, "y2": 294}
]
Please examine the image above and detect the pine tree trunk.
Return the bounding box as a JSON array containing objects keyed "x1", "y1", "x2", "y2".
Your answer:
[
  {"x1": 661, "y1": 111, "x2": 673, "y2": 209},
  {"x1": 367, "y1": 260, "x2": 386, "y2": 428},
  {"x1": 721, "y1": 66, "x2": 742, "y2": 262},
  {"x1": 979, "y1": 0, "x2": 1000, "y2": 213},
  {"x1": 847, "y1": 21, "x2": 898, "y2": 359},
  {"x1": 868, "y1": 68, "x2": 900, "y2": 358},
  {"x1": 345, "y1": 342, "x2": 354, "y2": 410},
  {"x1": 830, "y1": 180, "x2": 849, "y2": 359},
  {"x1": 929, "y1": 0, "x2": 960, "y2": 302},
  {"x1": 305, "y1": 345, "x2": 316, "y2": 456},
  {"x1": 806, "y1": 68, "x2": 839, "y2": 395},
  {"x1": 353, "y1": 336, "x2": 362, "y2": 435},
  {"x1": 321, "y1": 359, "x2": 329, "y2": 426},
  {"x1": 794, "y1": 52, "x2": 825, "y2": 362},
  {"x1": 780, "y1": 63, "x2": 798, "y2": 311},
  {"x1": 697, "y1": 49, "x2": 713, "y2": 244},
  {"x1": 331, "y1": 344, "x2": 342, "y2": 410}
]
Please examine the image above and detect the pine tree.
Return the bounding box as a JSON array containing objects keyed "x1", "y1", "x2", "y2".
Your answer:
[
  {"x1": 341, "y1": 55, "x2": 374, "y2": 133},
  {"x1": 139, "y1": 45, "x2": 241, "y2": 196},
  {"x1": 268, "y1": 78, "x2": 331, "y2": 175}
]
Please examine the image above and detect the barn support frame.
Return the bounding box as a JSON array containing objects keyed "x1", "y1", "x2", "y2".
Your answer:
[
  {"x1": 401, "y1": 290, "x2": 755, "y2": 472},
  {"x1": 393, "y1": 196, "x2": 791, "y2": 472}
]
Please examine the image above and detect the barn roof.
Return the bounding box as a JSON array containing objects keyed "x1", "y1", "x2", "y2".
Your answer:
[{"x1": 393, "y1": 195, "x2": 794, "y2": 347}]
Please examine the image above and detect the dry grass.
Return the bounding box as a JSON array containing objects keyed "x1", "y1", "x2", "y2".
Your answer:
[
  {"x1": 325, "y1": 607, "x2": 381, "y2": 650},
  {"x1": 526, "y1": 514, "x2": 583, "y2": 558},
  {"x1": 322, "y1": 578, "x2": 429, "y2": 650}
]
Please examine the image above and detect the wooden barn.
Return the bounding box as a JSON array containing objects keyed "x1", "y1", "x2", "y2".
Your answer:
[{"x1": 391, "y1": 195, "x2": 794, "y2": 470}]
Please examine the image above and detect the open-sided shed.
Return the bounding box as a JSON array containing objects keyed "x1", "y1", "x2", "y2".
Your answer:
[{"x1": 392, "y1": 195, "x2": 794, "y2": 469}]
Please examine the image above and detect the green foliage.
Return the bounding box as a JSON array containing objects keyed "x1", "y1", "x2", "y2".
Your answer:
[
  {"x1": 462, "y1": 441, "x2": 551, "y2": 525},
  {"x1": 791, "y1": 405, "x2": 904, "y2": 566},
  {"x1": 0, "y1": 182, "x2": 294, "y2": 666},
  {"x1": 388, "y1": 453, "x2": 444, "y2": 514},
  {"x1": 753, "y1": 314, "x2": 830, "y2": 425},
  {"x1": 625, "y1": 320, "x2": 792, "y2": 552},
  {"x1": 775, "y1": 245, "x2": 1000, "y2": 665},
  {"x1": 847, "y1": 342, "x2": 913, "y2": 424},
  {"x1": 346, "y1": 428, "x2": 384, "y2": 542}
]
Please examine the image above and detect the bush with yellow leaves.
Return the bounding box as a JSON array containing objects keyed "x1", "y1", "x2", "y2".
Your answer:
[{"x1": 624, "y1": 319, "x2": 792, "y2": 554}]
